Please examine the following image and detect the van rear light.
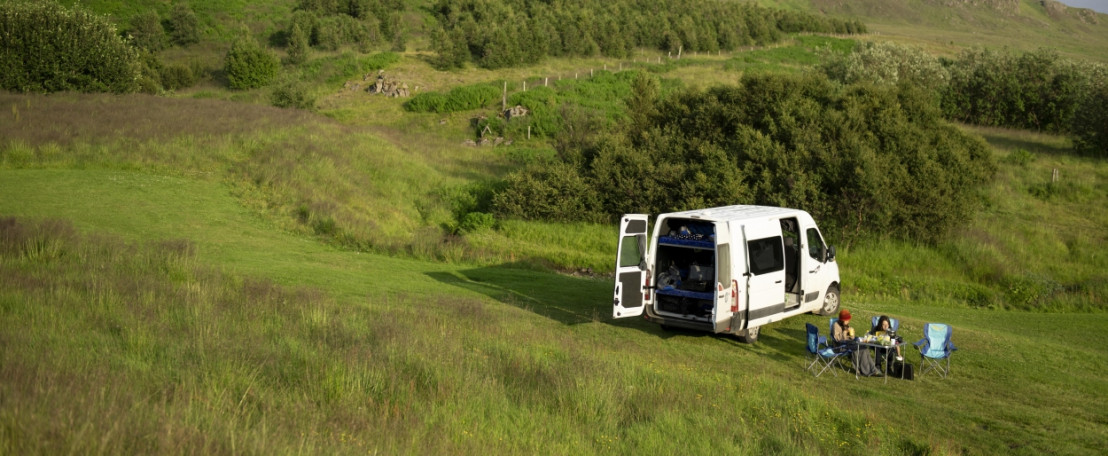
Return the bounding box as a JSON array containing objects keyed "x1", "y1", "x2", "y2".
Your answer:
[{"x1": 730, "y1": 280, "x2": 739, "y2": 312}]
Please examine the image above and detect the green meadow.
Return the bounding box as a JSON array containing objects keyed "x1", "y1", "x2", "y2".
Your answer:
[{"x1": 3, "y1": 0, "x2": 1108, "y2": 454}]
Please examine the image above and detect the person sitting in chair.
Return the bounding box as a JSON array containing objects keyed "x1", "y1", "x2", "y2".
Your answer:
[
  {"x1": 868, "y1": 315, "x2": 904, "y2": 361},
  {"x1": 832, "y1": 309, "x2": 880, "y2": 377}
]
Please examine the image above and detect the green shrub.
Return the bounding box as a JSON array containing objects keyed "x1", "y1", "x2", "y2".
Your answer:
[
  {"x1": 0, "y1": 2, "x2": 139, "y2": 93},
  {"x1": 457, "y1": 212, "x2": 496, "y2": 234},
  {"x1": 1071, "y1": 74, "x2": 1108, "y2": 158},
  {"x1": 167, "y1": 4, "x2": 201, "y2": 46},
  {"x1": 404, "y1": 83, "x2": 500, "y2": 113},
  {"x1": 160, "y1": 64, "x2": 198, "y2": 91},
  {"x1": 129, "y1": 11, "x2": 166, "y2": 52},
  {"x1": 286, "y1": 23, "x2": 311, "y2": 65},
  {"x1": 821, "y1": 41, "x2": 948, "y2": 92},
  {"x1": 271, "y1": 80, "x2": 316, "y2": 109},
  {"x1": 225, "y1": 36, "x2": 280, "y2": 90},
  {"x1": 943, "y1": 48, "x2": 1090, "y2": 133},
  {"x1": 494, "y1": 73, "x2": 996, "y2": 244},
  {"x1": 492, "y1": 160, "x2": 603, "y2": 223}
]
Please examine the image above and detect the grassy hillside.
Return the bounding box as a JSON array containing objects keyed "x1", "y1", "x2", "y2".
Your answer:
[
  {"x1": 801, "y1": 0, "x2": 1108, "y2": 61},
  {"x1": 2, "y1": 166, "x2": 1106, "y2": 454},
  {"x1": 3, "y1": 0, "x2": 1108, "y2": 454}
]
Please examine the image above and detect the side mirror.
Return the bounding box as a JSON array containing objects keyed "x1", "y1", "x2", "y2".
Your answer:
[{"x1": 826, "y1": 245, "x2": 836, "y2": 262}]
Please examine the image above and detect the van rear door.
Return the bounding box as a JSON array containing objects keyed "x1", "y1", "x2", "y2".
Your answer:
[
  {"x1": 742, "y1": 221, "x2": 786, "y2": 329},
  {"x1": 613, "y1": 214, "x2": 649, "y2": 318}
]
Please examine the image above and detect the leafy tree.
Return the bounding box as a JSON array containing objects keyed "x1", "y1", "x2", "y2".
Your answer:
[
  {"x1": 286, "y1": 23, "x2": 310, "y2": 64},
  {"x1": 1072, "y1": 75, "x2": 1108, "y2": 157},
  {"x1": 168, "y1": 3, "x2": 201, "y2": 46},
  {"x1": 494, "y1": 73, "x2": 995, "y2": 245},
  {"x1": 225, "y1": 35, "x2": 279, "y2": 90},
  {"x1": 0, "y1": 2, "x2": 139, "y2": 93},
  {"x1": 130, "y1": 11, "x2": 166, "y2": 52}
]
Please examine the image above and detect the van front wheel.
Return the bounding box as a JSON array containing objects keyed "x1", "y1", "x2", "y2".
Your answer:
[{"x1": 819, "y1": 286, "x2": 840, "y2": 316}]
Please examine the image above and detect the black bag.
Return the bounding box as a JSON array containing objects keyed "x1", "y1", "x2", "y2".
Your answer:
[{"x1": 892, "y1": 360, "x2": 914, "y2": 380}]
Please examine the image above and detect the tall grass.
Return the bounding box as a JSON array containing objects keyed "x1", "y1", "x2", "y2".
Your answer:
[
  {"x1": 843, "y1": 125, "x2": 1107, "y2": 312},
  {"x1": 3, "y1": 215, "x2": 1107, "y2": 454}
]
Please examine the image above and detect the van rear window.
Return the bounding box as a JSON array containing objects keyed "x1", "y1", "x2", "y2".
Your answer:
[{"x1": 747, "y1": 236, "x2": 783, "y2": 275}]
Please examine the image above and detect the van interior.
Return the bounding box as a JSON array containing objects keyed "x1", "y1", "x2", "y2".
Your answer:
[{"x1": 652, "y1": 216, "x2": 803, "y2": 319}]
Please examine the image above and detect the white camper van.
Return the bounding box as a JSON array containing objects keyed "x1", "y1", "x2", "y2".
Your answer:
[{"x1": 612, "y1": 205, "x2": 840, "y2": 343}]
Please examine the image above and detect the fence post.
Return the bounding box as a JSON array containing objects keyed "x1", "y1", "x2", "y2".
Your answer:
[
  {"x1": 545, "y1": 77, "x2": 549, "y2": 86},
  {"x1": 523, "y1": 80, "x2": 526, "y2": 91},
  {"x1": 502, "y1": 81, "x2": 507, "y2": 112},
  {"x1": 1052, "y1": 168, "x2": 1059, "y2": 182}
]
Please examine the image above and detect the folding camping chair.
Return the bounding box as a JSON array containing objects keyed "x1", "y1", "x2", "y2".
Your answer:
[
  {"x1": 870, "y1": 315, "x2": 900, "y2": 332},
  {"x1": 829, "y1": 318, "x2": 858, "y2": 379},
  {"x1": 805, "y1": 323, "x2": 847, "y2": 377},
  {"x1": 914, "y1": 323, "x2": 957, "y2": 378}
]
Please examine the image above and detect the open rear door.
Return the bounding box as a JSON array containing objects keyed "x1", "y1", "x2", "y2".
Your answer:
[
  {"x1": 613, "y1": 214, "x2": 649, "y2": 319},
  {"x1": 742, "y1": 222, "x2": 786, "y2": 329}
]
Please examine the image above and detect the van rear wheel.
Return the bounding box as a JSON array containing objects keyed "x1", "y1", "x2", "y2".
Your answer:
[
  {"x1": 740, "y1": 326, "x2": 759, "y2": 344},
  {"x1": 819, "y1": 285, "x2": 840, "y2": 316}
]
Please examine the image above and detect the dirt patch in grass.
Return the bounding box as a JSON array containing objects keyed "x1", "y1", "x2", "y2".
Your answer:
[{"x1": 0, "y1": 92, "x2": 345, "y2": 146}]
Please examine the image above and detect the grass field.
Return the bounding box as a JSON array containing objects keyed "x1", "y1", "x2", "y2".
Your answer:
[
  {"x1": 4, "y1": 0, "x2": 1108, "y2": 454},
  {"x1": 2, "y1": 165, "x2": 1106, "y2": 454}
]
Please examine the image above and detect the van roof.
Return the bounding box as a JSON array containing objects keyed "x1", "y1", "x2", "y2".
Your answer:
[{"x1": 660, "y1": 205, "x2": 805, "y2": 222}]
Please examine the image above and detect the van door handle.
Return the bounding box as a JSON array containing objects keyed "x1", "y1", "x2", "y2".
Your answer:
[
  {"x1": 809, "y1": 264, "x2": 821, "y2": 274},
  {"x1": 775, "y1": 280, "x2": 782, "y2": 284}
]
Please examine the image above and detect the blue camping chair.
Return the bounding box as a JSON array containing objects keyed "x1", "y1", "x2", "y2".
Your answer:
[
  {"x1": 914, "y1": 323, "x2": 957, "y2": 378},
  {"x1": 870, "y1": 316, "x2": 899, "y2": 333},
  {"x1": 829, "y1": 318, "x2": 858, "y2": 379},
  {"x1": 805, "y1": 323, "x2": 847, "y2": 377}
]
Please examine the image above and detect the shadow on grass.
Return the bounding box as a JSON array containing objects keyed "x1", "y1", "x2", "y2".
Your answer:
[
  {"x1": 971, "y1": 127, "x2": 1072, "y2": 157},
  {"x1": 428, "y1": 262, "x2": 677, "y2": 336},
  {"x1": 428, "y1": 262, "x2": 812, "y2": 363},
  {"x1": 427, "y1": 262, "x2": 611, "y2": 326}
]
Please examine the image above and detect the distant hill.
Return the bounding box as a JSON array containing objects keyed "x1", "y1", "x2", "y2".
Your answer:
[{"x1": 794, "y1": 0, "x2": 1108, "y2": 61}]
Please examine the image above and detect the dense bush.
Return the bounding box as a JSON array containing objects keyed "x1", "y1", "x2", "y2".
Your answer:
[
  {"x1": 492, "y1": 160, "x2": 603, "y2": 223},
  {"x1": 167, "y1": 3, "x2": 201, "y2": 46},
  {"x1": 270, "y1": 79, "x2": 317, "y2": 109},
  {"x1": 430, "y1": 0, "x2": 865, "y2": 69},
  {"x1": 225, "y1": 35, "x2": 280, "y2": 90},
  {"x1": 1071, "y1": 70, "x2": 1108, "y2": 157},
  {"x1": 129, "y1": 11, "x2": 166, "y2": 52},
  {"x1": 404, "y1": 83, "x2": 502, "y2": 113},
  {"x1": 495, "y1": 73, "x2": 996, "y2": 245},
  {"x1": 821, "y1": 41, "x2": 948, "y2": 92},
  {"x1": 0, "y1": 2, "x2": 139, "y2": 93},
  {"x1": 160, "y1": 63, "x2": 199, "y2": 91},
  {"x1": 942, "y1": 48, "x2": 1093, "y2": 133},
  {"x1": 290, "y1": 0, "x2": 401, "y2": 52},
  {"x1": 286, "y1": 23, "x2": 311, "y2": 64}
]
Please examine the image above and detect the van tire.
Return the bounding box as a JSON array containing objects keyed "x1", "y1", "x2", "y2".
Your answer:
[
  {"x1": 740, "y1": 326, "x2": 759, "y2": 343},
  {"x1": 819, "y1": 285, "x2": 840, "y2": 316}
]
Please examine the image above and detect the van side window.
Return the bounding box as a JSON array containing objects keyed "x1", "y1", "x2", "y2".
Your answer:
[
  {"x1": 806, "y1": 228, "x2": 825, "y2": 261},
  {"x1": 747, "y1": 237, "x2": 783, "y2": 275},
  {"x1": 620, "y1": 235, "x2": 645, "y2": 268}
]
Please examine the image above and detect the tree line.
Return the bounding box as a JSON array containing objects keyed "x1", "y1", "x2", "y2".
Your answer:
[{"x1": 429, "y1": 0, "x2": 865, "y2": 69}]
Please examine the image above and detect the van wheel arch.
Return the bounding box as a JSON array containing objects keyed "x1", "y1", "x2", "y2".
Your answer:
[{"x1": 818, "y1": 284, "x2": 841, "y2": 316}]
